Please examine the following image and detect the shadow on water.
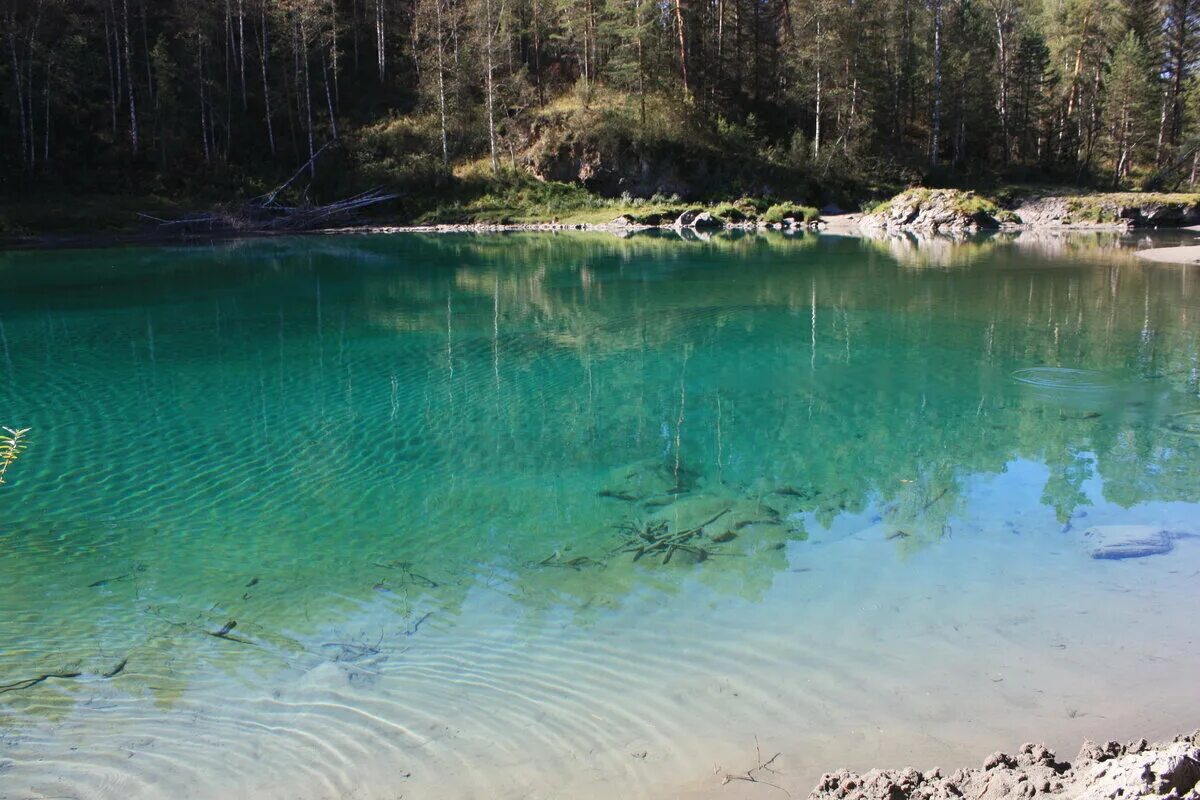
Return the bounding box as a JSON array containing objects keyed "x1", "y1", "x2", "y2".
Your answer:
[{"x1": 0, "y1": 229, "x2": 1199, "y2": 717}]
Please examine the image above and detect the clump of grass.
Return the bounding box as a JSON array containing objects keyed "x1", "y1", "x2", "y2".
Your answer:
[
  {"x1": 414, "y1": 167, "x2": 613, "y2": 224},
  {"x1": 861, "y1": 197, "x2": 891, "y2": 214},
  {"x1": 869, "y1": 188, "x2": 998, "y2": 219},
  {"x1": 712, "y1": 198, "x2": 770, "y2": 222},
  {"x1": 712, "y1": 202, "x2": 749, "y2": 222},
  {"x1": 0, "y1": 427, "x2": 30, "y2": 484},
  {"x1": 948, "y1": 191, "x2": 999, "y2": 217},
  {"x1": 762, "y1": 203, "x2": 819, "y2": 224},
  {"x1": 1065, "y1": 198, "x2": 1110, "y2": 223}
]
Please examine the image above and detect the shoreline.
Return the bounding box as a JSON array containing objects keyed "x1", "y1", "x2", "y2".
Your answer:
[
  {"x1": 11, "y1": 185, "x2": 1200, "y2": 250},
  {"x1": 0, "y1": 215, "x2": 1151, "y2": 253},
  {"x1": 0, "y1": 217, "x2": 827, "y2": 252},
  {"x1": 7, "y1": 202, "x2": 1200, "y2": 254},
  {"x1": 12, "y1": 187, "x2": 1200, "y2": 250}
]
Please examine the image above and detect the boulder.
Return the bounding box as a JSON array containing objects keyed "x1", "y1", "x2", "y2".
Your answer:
[
  {"x1": 674, "y1": 209, "x2": 723, "y2": 229},
  {"x1": 1072, "y1": 738, "x2": 1200, "y2": 800},
  {"x1": 808, "y1": 733, "x2": 1200, "y2": 800},
  {"x1": 861, "y1": 189, "x2": 999, "y2": 232}
]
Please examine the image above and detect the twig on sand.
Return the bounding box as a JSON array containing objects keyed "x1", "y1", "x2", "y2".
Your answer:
[
  {"x1": 0, "y1": 659, "x2": 129, "y2": 695},
  {"x1": 206, "y1": 619, "x2": 257, "y2": 646},
  {"x1": 721, "y1": 737, "x2": 790, "y2": 796},
  {"x1": 0, "y1": 671, "x2": 82, "y2": 695},
  {"x1": 921, "y1": 487, "x2": 949, "y2": 512},
  {"x1": 403, "y1": 611, "x2": 433, "y2": 636}
]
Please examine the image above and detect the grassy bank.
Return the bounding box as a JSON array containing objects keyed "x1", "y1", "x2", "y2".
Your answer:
[
  {"x1": 7, "y1": 174, "x2": 1200, "y2": 239},
  {"x1": 0, "y1": 168, "x2": 822, "y2": 237}
]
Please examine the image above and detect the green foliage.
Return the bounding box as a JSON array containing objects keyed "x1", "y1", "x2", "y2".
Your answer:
[
  {"x1": 348, "y1": 115, "x2": 454, "y2": 192},
  {"x1": 7, "y1": 0, "x2": 1200, "y2": 227},
  {"x1": 948, "y1": 192, "x2": 999, "y2": 217},
  {"x1": 413, "y1": 168, "x2": 613, "y2": 223},
  {"x1": 1062, "y1": 192, "x2": 1200, "y2": 224},
  {"x1": 0, "y1": 427, "x2": 30, "y2": 485},
  {"x1": 762, "y1": 204, "x2": 820, "y2": 223},
  {"x1": 711, "y1": 203, "x2": 749, "y2": 222},
  {"x1": 1102, "y1": 32, "x2": 1157, "y2": 182}
]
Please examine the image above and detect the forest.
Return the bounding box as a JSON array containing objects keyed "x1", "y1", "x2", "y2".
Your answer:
[{"x1": 2, "y1": 0, "x2": 1199, "y2": 221}]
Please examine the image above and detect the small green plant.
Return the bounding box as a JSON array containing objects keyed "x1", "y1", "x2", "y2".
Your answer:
[{"x1": 0, "y1": 426, "x2": 30, "y2": 484}]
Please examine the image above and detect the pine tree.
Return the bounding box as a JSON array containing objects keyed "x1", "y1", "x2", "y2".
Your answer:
[{"x1": 1103, "y1": 31, "x2": 1155, "y2": 181}]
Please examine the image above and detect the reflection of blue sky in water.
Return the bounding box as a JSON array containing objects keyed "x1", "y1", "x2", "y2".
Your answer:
[{"x1": 0, "y1": 231, "x2": 1198, "y2": 799}]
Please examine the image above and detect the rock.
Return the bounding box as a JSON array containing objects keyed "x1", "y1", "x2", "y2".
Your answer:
[
  {"x1": 1008, "y1": 195, "x2": 1200, "y2": 229},
  {"x1": 809, "y1": 732, "x2": 1200, "y2": 800},
  {"x1": 674, "y1": 209, "x2": 723, "y2": 228},
  {"x1": 1073, "y1": 740, "x2": 1200, "y2": 800},
  {"x1": 861, "y1": 189, "x2": 999, "y2": 233},
  {"x1": 611, "y1": 214, "x2": 635, "y2": 226},
  {"x1": 1080, "y1": 525, "x2": 1175, "y2": 560},
  {"x1": 985, "y1": 752, "x2": 1017, "y2": 771}
]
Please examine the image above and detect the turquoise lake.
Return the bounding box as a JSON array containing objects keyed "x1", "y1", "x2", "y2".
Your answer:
[{"x1": 1, "y1": 230, "x2": 1198, "y2": 799}]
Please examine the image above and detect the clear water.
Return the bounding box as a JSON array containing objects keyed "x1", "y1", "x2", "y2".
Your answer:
[{"x1": 1, "y1": 230, "x2": 1198, "y2": 799}]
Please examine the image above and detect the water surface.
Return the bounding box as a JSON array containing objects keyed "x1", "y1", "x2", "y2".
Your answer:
[{"x1": 1, "y1": 230, "x2": 1199, "y2": 799}]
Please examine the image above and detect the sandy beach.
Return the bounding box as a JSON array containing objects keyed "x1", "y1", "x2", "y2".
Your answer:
[{"x1": 1135, "y1": 245, "x2": 1200, "y2": 264}]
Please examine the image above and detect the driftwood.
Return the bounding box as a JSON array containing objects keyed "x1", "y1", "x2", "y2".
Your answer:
[
  {"x1": 139, "y1": 142, "x2": 398, "y2": 234},
  {"x1": 616, "y1": 508, "x2": 733, "y2": 565},
  {"x1": 721, "y1": 737, "x2": 789, "y2": 796}
]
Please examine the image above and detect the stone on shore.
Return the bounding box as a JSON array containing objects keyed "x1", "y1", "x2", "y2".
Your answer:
[
  {"x1": 674, "y1": 209, "x2": 723, "y2": 229},
  {"x1": 809, "y1": 733, "x2": 1200, "y2": 800}
]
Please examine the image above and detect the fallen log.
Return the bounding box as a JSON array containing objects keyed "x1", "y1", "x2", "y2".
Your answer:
[{"x1": 139, "y1": 142, "x2": 399, "y2": 234}]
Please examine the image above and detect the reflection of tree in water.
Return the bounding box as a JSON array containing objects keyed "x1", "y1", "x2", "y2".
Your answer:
[{"x1": 1, "y1": 230, "x2": 1198, "y2": 712}]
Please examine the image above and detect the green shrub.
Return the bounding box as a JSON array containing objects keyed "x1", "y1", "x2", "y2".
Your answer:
[
  {"x1": 712, "y1": 202, "x2": 749, "y2": 222},
  {"x1": 763, "y1": 203, "x2": 820, "y2": 224},
  {"x1": 948, "y1": 191, "x2": 999, "y2": 217}
]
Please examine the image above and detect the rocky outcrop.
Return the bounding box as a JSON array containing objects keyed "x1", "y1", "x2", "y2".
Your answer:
[
  {"x1": 523, "y1": 121, "x2": 718, "y2": 200},
  {"x1": 810, "y1": 733, "x2": 1200, "y2": 800},
  {"x1": 520, "y1": 110, "x2": 793, "y2": 200},
  {"x1": 1008, "y1": 197, "x2": 1091, "y2": 228},
  {"x1": 862, "y1": 190, "x2": 1200, "y2": 232},
  {"x1": 1008, "y1": 195, "x2": 1200, "y2": 228},
  {"x1": 861, "y1": 189, "x2": 1000, "y2": 232}
]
